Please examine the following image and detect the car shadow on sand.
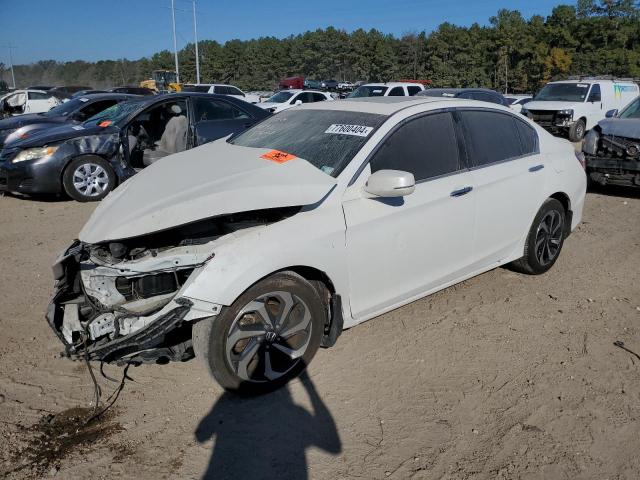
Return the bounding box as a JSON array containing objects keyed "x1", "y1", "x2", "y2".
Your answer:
[
  {"x1": 587, "y1": 184, "x2": 640, "y2": 200},
  {"x1": 195, "y1": 372, "x2": 341, "y2": 480}
]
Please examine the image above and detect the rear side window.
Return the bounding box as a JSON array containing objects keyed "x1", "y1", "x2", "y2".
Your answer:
[
  {"x1": 370, "y1": 112, "x2": 461, "y2": 181},
  {"x1": 388, "y1": 87, "x2": 405, "y2": 97},
  {"x1": 193, "y1": 98, "x2": 248, "y2": 121},
  {"x1": 515, "y1": 120, "x2": 538, "y2": 155},
  {"x1": 459, "y1": 110, "x2": 524, "y2": 166},
  {"x1": 407, "y1": 86, "x2": 422, "y2": 96}
]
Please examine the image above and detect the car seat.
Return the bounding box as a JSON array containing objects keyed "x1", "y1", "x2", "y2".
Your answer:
[{"x1": 142, "y1": 104, "x2": 188, "y2": 166}]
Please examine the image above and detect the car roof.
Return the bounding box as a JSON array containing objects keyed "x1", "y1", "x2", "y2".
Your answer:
[
  {"x1": 550, "y1": 79, "x2": 637, "y2": 85},
  {"x1": 361, "y1": 82, "x2": 423, "y2": 87},
  {"x1": 422, "y1": 88, "x2": 502, "y2": 96},
  {"x1": 299, "y1": 96, "x2": 454, "y2": 115},
  {"x1": 77, "y1": 93, "x2": 137, "y2": 101}
]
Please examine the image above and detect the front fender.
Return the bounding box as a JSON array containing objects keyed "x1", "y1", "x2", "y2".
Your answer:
[{"x1": 180, "y1": 203, "x2": 350, "y2": 316}]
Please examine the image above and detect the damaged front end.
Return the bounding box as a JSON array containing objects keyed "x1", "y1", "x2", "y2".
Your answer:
[{"x1": 46, "y1": 208, "x2": 299, "y2": 365}]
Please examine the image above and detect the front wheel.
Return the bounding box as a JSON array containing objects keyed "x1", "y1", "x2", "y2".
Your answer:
[
  {"x1": 62, "y1": 156, "x2": 116, "y2": 202},
  {"x1": 510, "y1": 198, "x2": 566, "y2": 275},
  {"x1": 192, "y1": 272, "x2": 325, "y2": 394},
  {"x1": 568, "y1": 119, "x2": 586, "y2": 143}
]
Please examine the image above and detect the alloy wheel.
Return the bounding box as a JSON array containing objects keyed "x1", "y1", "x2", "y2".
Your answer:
[
  {"x1": 225, "y1": 291, "x2": 313, "y2": 383},
  {"x1": 534, "y1": 209, "x2": 563, "y2": 266}
]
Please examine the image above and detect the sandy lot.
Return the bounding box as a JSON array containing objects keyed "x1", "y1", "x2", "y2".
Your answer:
[{"x1": 1, "y1": 187, "x2": 639, "y2": 480}]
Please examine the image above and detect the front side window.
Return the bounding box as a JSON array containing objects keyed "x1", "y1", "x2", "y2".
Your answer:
[
  {"x1": 28, "y1": 91, "x2": 51, "y2": 100},
  {"x1": 227, "y1": 87, "x2": 244, "y2": 96},
  {"x1": 230, "y1": 109, "x2": 386, "y2": 177},
  {"x1": 534, "y1": 83, "x2": 591, "y2": 102},
  {"x1": 370, "y1": 112, "x2": 461, "y2": 181},
  {"x1": 407, "y1": 86, "x2": 422, "y2": 96},
  {"x1": 182, "y1": 84, "x2": 211, "y2": 93},
  {"x1": 388, "y1": 87, "x2": 405, "y2": 97},
  {"x1": 587, "y1": 84, "x2": 601, "y2": 102},
  {"x1": 78, "y1": 100, "x2": 118, "y2": 120},
  {"x1": 312, "y1": 93, "x2": 327, "y2": 102},
  {"x1": 459, "y1": 110, "x2": 527, "y2": 166}
]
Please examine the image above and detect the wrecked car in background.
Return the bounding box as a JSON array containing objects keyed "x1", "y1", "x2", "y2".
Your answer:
[
  {"x1": 47, "y1": 97, "x2": 586, "y2": 394},
  {"x1": 582, "y1": 96, "x2": 640, "y2": 188},
  {"x1": 0, "y1": 93, "x2": 136, "y2": 149},
  {"x1": 0, "y1": 93, "x2": 269, "y2": 201}
]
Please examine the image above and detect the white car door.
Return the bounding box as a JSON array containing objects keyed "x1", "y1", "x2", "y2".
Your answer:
[
  {"x1": 26, "y1": 91, "x2": 54, "y2": 113},
  {"x1": 584, "y1": 83, "x2": 603, "y2": 129},
  {"x1": 458, "y1": 109, "x2": 545, "y2": 266},
  {"x1": 342, "y1": 111, "x2": 476, "y2": 319}
]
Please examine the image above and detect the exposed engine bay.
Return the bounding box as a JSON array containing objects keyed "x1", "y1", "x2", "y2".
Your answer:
[
  {"x1": 46, "y1": 207, "x2": 300, "y2": 365},
  {"x1": 583, "y1": 125, "x2": 640, "y2": 188}
]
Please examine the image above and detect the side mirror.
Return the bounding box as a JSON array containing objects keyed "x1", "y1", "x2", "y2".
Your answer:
[
  {"x1": 294, "y1": 100, "x2": 303, "y2": 106},
  {"x1": 605, "y1": 109, "x2": 618, "y2": 118},
  {"x1": 364, "y1": 170, "x2": 415, "y2": 198}
]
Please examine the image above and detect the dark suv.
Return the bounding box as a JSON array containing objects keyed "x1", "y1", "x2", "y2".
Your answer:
[{"x1": 418, "y1": 88, "x2": 510, "y2": 106}]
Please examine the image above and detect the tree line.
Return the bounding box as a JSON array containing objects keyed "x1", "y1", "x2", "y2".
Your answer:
[{"x1": 2, "y1": 0, "x2": 639, "y2": 94}]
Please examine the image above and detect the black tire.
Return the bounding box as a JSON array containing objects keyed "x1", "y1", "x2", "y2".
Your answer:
[
  {"x1": 510, "y1": 198, "x2": 566, "y2": 275},
  {"x1": 192, "y1": 271, "x2": 325, "y2": 394},
  {"x1": 568, "y1": 119, "x2": 586, "y2": 142},
  {"x1": 62, "y1": 156, "x2": 116, "y2": 202}
]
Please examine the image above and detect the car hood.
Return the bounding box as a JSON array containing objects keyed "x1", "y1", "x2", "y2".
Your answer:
[
  {"x1": 524, "y1": 101, "x2": 582, "y2": 111},
  {"x1": 0, "y1": 113, "x2": 61, "y2": 130},
  {"x1": 10, "y1": 122, "x2": 118, "y2": 148},
  {"x1": 79, "y1": 139, "x2": 337, "y2": 243},
  {"x1": 597, "y1": 118, "x2": 640, "y2": 138}
]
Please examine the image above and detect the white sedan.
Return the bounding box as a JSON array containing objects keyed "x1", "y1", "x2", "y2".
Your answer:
[
  {"x1": 48, "y1": 97, "x2": 586, "y2": 393},
  {"x1": 1, "y1": 89, "x2": 60, "y2": 116},
  {"x1": 257, "y1": 89, "x2": 334, "y2": 113}
]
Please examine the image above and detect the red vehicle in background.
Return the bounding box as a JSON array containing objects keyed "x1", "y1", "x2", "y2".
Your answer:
[{"x1": 279, "y1": 76, "x2": 305, "y2": 90}]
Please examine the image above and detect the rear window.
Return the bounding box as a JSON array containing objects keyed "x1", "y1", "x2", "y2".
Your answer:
[{"x1": 230, "y1": 109, "x2": 386, "y2": 177}]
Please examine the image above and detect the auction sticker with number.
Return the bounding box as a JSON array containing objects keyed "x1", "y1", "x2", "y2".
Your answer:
[
  {"x1": 325, "y1": 124, "x2": 374, "y2": 137},
  {"x1": 261, "y1": 150, "x2": 297, "y2": 164}
]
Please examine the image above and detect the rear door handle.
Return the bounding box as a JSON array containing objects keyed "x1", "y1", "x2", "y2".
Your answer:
[
  {"x1": 450, "y1": 186, "x2": 473, "y2": 197},
  {"x1": 529, "y1": 164, "x2": 544, "y2": 172}
]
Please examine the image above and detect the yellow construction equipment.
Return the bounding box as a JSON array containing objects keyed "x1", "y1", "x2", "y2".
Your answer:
[{"x1": 140, "y1": 70, "x2": 182, "y2": 93}]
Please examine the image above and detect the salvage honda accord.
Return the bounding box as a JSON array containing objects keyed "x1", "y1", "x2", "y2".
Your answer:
[{"x1": 47, "y1": 97, "x2": 587, "y2": 393}]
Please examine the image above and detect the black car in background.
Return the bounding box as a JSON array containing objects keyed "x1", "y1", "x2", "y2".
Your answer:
[
  {"x1": 110, "y1": 86, "x2": 156, "y2": 96},
  {"x1": 418, "y1": 88, "x2": 510, "y2": 106},
  {"x1": 0, "y1": 93, "x2": 136, "y2": 148},
  {"x1": 49, "y1": 86, "x2": 93, "y2": 100},
  {"x1": 0, "y1": 93, "x2": 270, "y2": 201},
  {"x1": 71, "y1": 90, "x2": 109, "y2": 98}
]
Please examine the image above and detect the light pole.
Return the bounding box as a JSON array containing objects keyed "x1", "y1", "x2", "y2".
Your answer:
[
  {"x1": 193, "y1": 0, "x2": 200, "y2": 84},
  {"x1": 171, "y1": 0, "x2": 180, "y2": 83}
]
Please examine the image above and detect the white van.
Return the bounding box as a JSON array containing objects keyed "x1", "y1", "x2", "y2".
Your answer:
[{"x1": 521, "y1": 78, "x2": 639, "y2": 142}]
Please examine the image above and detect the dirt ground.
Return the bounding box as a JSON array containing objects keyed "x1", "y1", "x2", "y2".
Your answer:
[{"x1": 0, "y1": 187, "x2": 639, "y2": 480}]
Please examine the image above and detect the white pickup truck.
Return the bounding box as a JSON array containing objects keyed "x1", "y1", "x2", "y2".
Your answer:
[{"x1": 522, "y1": 79, "x2": 639, "y2": 142}]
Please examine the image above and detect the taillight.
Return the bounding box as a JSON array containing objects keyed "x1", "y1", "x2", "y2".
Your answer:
[{"x1": 574, "y1": 150, "x2": 586, "y2": 170}]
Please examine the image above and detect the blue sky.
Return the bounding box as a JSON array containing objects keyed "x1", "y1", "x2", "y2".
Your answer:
[{"x1": 0, "y1": 0, "x2": 572, "y2": 65}]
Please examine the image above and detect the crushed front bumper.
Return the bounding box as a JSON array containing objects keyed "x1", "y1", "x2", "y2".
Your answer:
[{"x1": 45, "y1": 241, "x2": 219, "y2": 364}]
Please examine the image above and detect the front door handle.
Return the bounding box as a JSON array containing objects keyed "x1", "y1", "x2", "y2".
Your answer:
[
  {"x1": 529, "y1": 164, "x2": 544, "y2": 172},
  {"x1": 451, "y1": 186, "x2": 473, "y2": 197}
]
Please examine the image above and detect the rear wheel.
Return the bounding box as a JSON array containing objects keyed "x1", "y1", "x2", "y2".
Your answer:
[
  {"x1": 192, "y1": 272, "x2": 325, "y2": 394},
  {"x1": 511, "y1": 198, "x2": 566, "y2": 275},
  {"x1": 62, "y1": 156, "x2": 116, "y2": 202}
]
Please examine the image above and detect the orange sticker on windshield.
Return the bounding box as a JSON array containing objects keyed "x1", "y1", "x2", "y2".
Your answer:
[
  {"x1": 261, "y1": 150, "x2": 296, "y2": 164},
  {"x1": 98, "y1": 120, "x2": 113, "y2": 128}
]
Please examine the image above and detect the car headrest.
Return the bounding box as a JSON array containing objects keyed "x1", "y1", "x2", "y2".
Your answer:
[{"x1": 170, "y1": 104, "x2": 182, "y2": 115}]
